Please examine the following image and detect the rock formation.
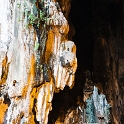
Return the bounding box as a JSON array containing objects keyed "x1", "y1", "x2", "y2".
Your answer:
[
  {"x1": 0, "y1": 0, "x2": 77, "y2": 123},
  {"x1": 1, "y1": 0, "x2": 124, "y2": 124}
]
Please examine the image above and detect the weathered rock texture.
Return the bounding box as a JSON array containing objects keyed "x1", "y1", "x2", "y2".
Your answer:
[
  {"x1": 1, "y1": 0, "x2": 124, "y2": 124},
  {"x1": 0, "y1": 0, "x2": 77, "y2": 124}
]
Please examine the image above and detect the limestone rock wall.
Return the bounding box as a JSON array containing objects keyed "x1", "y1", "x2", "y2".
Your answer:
[{"x1": 0, "y1": 0, "x2": 77, "y2": 124}]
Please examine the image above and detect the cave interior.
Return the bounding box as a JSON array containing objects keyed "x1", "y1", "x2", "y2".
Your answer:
[{"x1": 48, "y1": 0, "x2": 124, "y2": 123}]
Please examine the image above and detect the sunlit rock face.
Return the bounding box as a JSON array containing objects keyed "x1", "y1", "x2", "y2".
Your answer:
[{"x1": 0, "y1": 0, "x2": 77, "y2": 123}]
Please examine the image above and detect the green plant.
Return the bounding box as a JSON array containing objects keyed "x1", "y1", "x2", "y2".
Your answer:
[
  {"x1": 28, "y1": 14, "x2": 37, "y2": 25},
  {"x1": 28, "y1": 11, "x2": 47, "y2": 26},
  {"x1": 25, "y1": 0, "x2": 48, "y2": 28},
  {"x1": 34, "y1": 42, "x2": 40, "y2": 51}
]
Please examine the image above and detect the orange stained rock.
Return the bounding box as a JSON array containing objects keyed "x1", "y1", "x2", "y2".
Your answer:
[
  {"x1": 36, "y1": 81, "x2": 54, "y2": 123},
  {"x1": 0, "y1": 56, "x2": 10, "y2": 85},
  {"x1": 0, "y1": 103, "x2": 8, "y2": 124},
  {"x1": 30, "y1": 54, "x2": 35, "y2": 79},
  {"x1": 27, "y1": 54, "x2": 35, "y2": 82},
  {"x1": 59, "y1": 24, "x2": 69, "y2": 35},
  {"x1": 2, "y1": 56, "x2": 7, "y2": 67},
  {"x1": 22, "y1": 54, "x2": 35, "y2": 97},
  {"x1": 29, "y1": 88, "x2": 38, "y2": 124},
  {"x1": 52, "y1": 26, "x2": 60, "y2": 37}
]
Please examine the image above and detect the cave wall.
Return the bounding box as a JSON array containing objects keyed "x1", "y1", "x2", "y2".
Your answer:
[
  {"x1": 69, "y1": 0, "x2": 124, "y2": 123},
  {"x1": 0, "y1": 0, "x2": 77, "y2": 123},
  {"x1": 92, "y1": 1, "x2": 124, "y2": 123},
  {"x1": 0, "y1": 0, "x2": 124, "y2": 124},
  {"x1": 94, "y1": 37, "x2": 124, "y2": 124}
]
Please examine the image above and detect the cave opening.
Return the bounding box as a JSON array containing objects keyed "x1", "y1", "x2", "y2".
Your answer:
[
  {"x1": 48, "y1": 0, "x2": 94, "y2": 123},
  {"x1": 48, "y1": 0, "x2": 124, "y2": 123}
]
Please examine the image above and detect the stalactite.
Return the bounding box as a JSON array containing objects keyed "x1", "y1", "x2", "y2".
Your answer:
[{"x1": 0, "y1": 0, "x2": 77, "y2": 123}]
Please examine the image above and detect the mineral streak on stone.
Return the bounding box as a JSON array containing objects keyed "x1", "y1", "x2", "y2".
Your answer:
[{"x1": 0, "y1": 0, "x2": 77, "y2": 123}]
